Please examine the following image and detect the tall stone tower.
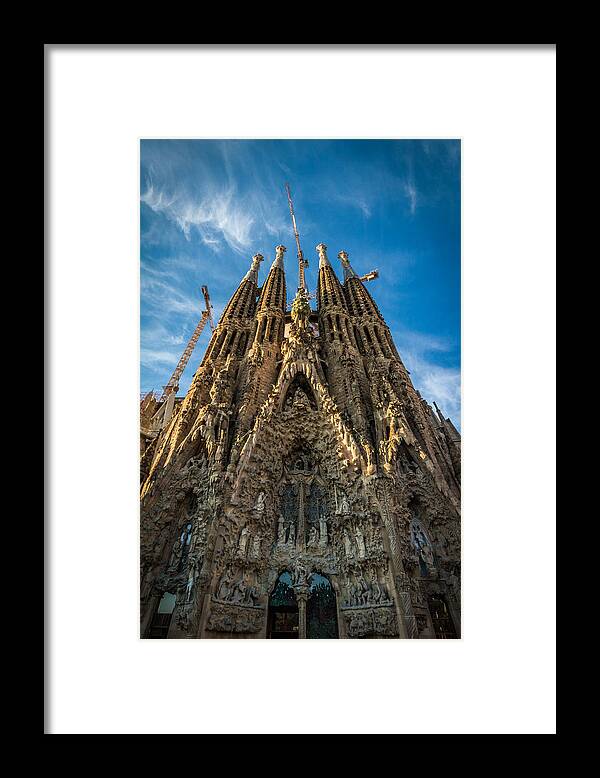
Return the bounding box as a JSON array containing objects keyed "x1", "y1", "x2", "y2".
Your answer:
[{"x1": 140, "y1": 243, "x2": 461, "y2": 639}]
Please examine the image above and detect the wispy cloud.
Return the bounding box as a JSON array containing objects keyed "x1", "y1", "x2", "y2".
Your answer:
[
  {"x1": 141, "y1": 347, "x2": 183, "y2": 369},
  {"x1": 142, "y1": 182, "x2": 255, "y2": 254},
  {"x1": 141, "y1": 272, "x2": 201, "y2": 317},
  {"x1": 407, "y1": 356, "x2": 461, "y2": 424},
  {"x1": 391, "y1": 326, "x2": 461, "y2": 428},
  {"x1": 403, "y1": 179, "x2": 418, "y2": 215}
]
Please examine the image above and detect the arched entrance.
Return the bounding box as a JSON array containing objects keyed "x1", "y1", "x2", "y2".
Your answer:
[
  {"x1": 267, "y1": 571, "x2": 339, "y2": 638},
  {"x1": 267, "y1": 572, "x2": 299, "y2": 638},
  {"x1": 307, "y1": 573, "x2": 338, "y2": 639}
]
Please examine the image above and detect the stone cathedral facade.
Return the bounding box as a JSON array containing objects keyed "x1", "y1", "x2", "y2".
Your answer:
[{"x1": 140, "y1": 243, "x2": 461, "y2": 639}]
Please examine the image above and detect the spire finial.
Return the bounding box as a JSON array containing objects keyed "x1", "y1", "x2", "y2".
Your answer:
[
  {"x1": 242, "y1": 252, "x2": 264, "y2": 282},
  {"x1": 316, "y1": 243, "x2": 330, "y2": 268},
  {"x1": 338, "y1": 250, "x2": 357, "y2": 280},
  {"x1": 273, "y1": 244, "x2": 287, "y2": 269}
]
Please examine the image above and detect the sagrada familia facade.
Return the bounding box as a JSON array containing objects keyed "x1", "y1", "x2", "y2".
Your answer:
[{"x1": 140, "y1": 242, "x2": 461, "y2": 639}]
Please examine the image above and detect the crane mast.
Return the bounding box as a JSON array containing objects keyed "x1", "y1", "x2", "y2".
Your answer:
[
  {"x1": 159, "y1": 285, "x2": 215, "y2": 403},
  {"x1": 285, "y1": 182, "x2": 309, "y2": 292}
]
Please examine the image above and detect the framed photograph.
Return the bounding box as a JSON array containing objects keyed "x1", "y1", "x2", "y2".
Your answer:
[{"x1": 46, "y1": 44, "x2": 556, "y2": 735}]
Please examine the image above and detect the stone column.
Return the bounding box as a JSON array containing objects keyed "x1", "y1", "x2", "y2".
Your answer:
[{"x1": 295, "y1": 587, "x2": 309, "y2": 639}]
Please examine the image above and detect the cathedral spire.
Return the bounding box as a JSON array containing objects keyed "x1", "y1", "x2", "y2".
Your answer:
[
  {"x1": 317, "y1": 243, "x2": 347, "y2": 312},
  {"x1": 254, "y1": 244, "x2": 287, "y2": 346},
  {"x1": 201, "y1": 252, "x2": 264, "y2": 366},
  {"x1": 218, "y1": 252, "x2": 264, "y2": 323},
  {"x1": 339, "y1": 250, "x2": 383, "y2": 321}
]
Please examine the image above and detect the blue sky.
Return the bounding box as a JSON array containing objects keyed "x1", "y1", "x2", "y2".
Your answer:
[{"x1": 140, "y1": 139, "x2": 461, "y2": 427}]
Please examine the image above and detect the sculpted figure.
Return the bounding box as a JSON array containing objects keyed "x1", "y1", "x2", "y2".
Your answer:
[
  {"x1": 318, "y1": 512, "x2": 328, "y2": 546},
  {"x1": 238, "y1": 526, "x2": 250, "y2": 557},
  {"x1": 244, "y1": 585, "x2": 260, "y2": 607},
  {"x1": 287, "y1": 522, "x2": 296, "y2": 546},
  {"x1": 254, "y1": 491, "x2": 266, "y2": 513},
  {"x1": 370, "y1": 573, "x2": 382, "y2": 604},
  {"x1": 230, "y1": 581, "x2": 243, "y2": 604},
  {"x1": 421, "y1": 543, "x2": 435, "y2": 568},
  {"x1": 358, "y1": 576, "x2": 370, "y2": 606},
  {"x1": 216, "y1": 567, "x2": 234, "y2": 601},
  {"x1": 380, "y1": 580, "x2": 391, "y2": 603},
  {"x1": 277, "y1": 515, "x2": 286, "y2": 545},
  {"x1": 338, "y1": 492, "x2": 350, "y2": 515},
  {"x1": 292, "y1": 562, "x2": 308, "y2": 587},
  {"x1": 186, "y1": 557, "x2": 198, "y2": 602},
  {"x1": 349, "y1": 580, "x2": 359, "y2": 607},
  {"x1": 251, "y1": 534, "x2": 261, "y2": 559},
  {"x1": 307, "y1": 525, "x2": 319, "y2": 547},
  {"x1": 343, "y1": 528, "x2": 354, "y2": 557},
  {"x1": 354, "y1": 526, "x2": 367, "y2": 559}
]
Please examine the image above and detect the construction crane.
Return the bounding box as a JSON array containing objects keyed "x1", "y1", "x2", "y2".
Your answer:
[
  {"x1": 285, "y1": 182, "x2": 309, "y2": 292},
  {"x1": 159, "y1": 285, "x2": 215, "y2": 403}
]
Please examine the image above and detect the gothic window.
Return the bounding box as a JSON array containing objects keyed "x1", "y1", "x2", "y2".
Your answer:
[
  {"x1": 306, "y1": 482, "x2": 327, "y2": 542},
  {"x1": 146, "y1": 592, "x2": 176, "y2": 639},
  {"x1": 281, "y1": 483, "x2": 299, "y2": 539}
]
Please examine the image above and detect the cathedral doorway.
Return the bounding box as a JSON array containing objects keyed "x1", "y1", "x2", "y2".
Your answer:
[
  {"x1": 267, "y1": 571, "x2": 339, "y2": 638},
  {"x1": 267, "y1": 572, "x2": 299, "y2": 638},
  {"x1": 307, "y1": 573, "x2": 339, "y2": 639}
]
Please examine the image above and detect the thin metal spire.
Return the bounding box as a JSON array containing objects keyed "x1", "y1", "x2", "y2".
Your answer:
[{"x1": 285, "y1": 182, "x2": 309, "y2": 292}]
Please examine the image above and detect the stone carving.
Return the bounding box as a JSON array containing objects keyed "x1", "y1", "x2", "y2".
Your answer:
[
  {"x1": 344, "y1": 606, "x2": 399, "y2": 638},
  {"x1": 292, "y1": 561, "x2": 308, "y2": 587},
  {"x1": 319, "y1": 509, "x2": 328, "y2": 547},
  {"x1": 277, "y1": 514, "x2": 286, "y2": 546},
  {"x1": 337, "y1": 488, "x2": 351, "y2": 515},
  {"x1": 206, "y1": 601, "x2": 265, "y2": 633},
  {"x1": 185, "y1": 556, "x2": 200, "y2": 602},
  {"x1": 254, "y1": 491, "x2": 266, "y2": 513},
  {"x1": 354, "y1": 526, "x2": 367, "y2": 559},
  {"x1": 343, "y1": 528, "x2": 353, "y2": 557},
  {"x1": 237, "y1": 526, "x2": 250, "y2": 557},
  {"x1": 307, "y1": 525, "x2": 319, "y2": 547},
  {"x1": 342, "y1": 570, "x2": 393, "y2": 608},
  {"x1": 251, "y1": 533, "x2": 262, "y2": 559},
  {"x1": 215, "y1": 567, "x2": 260, "y2": 607}
]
